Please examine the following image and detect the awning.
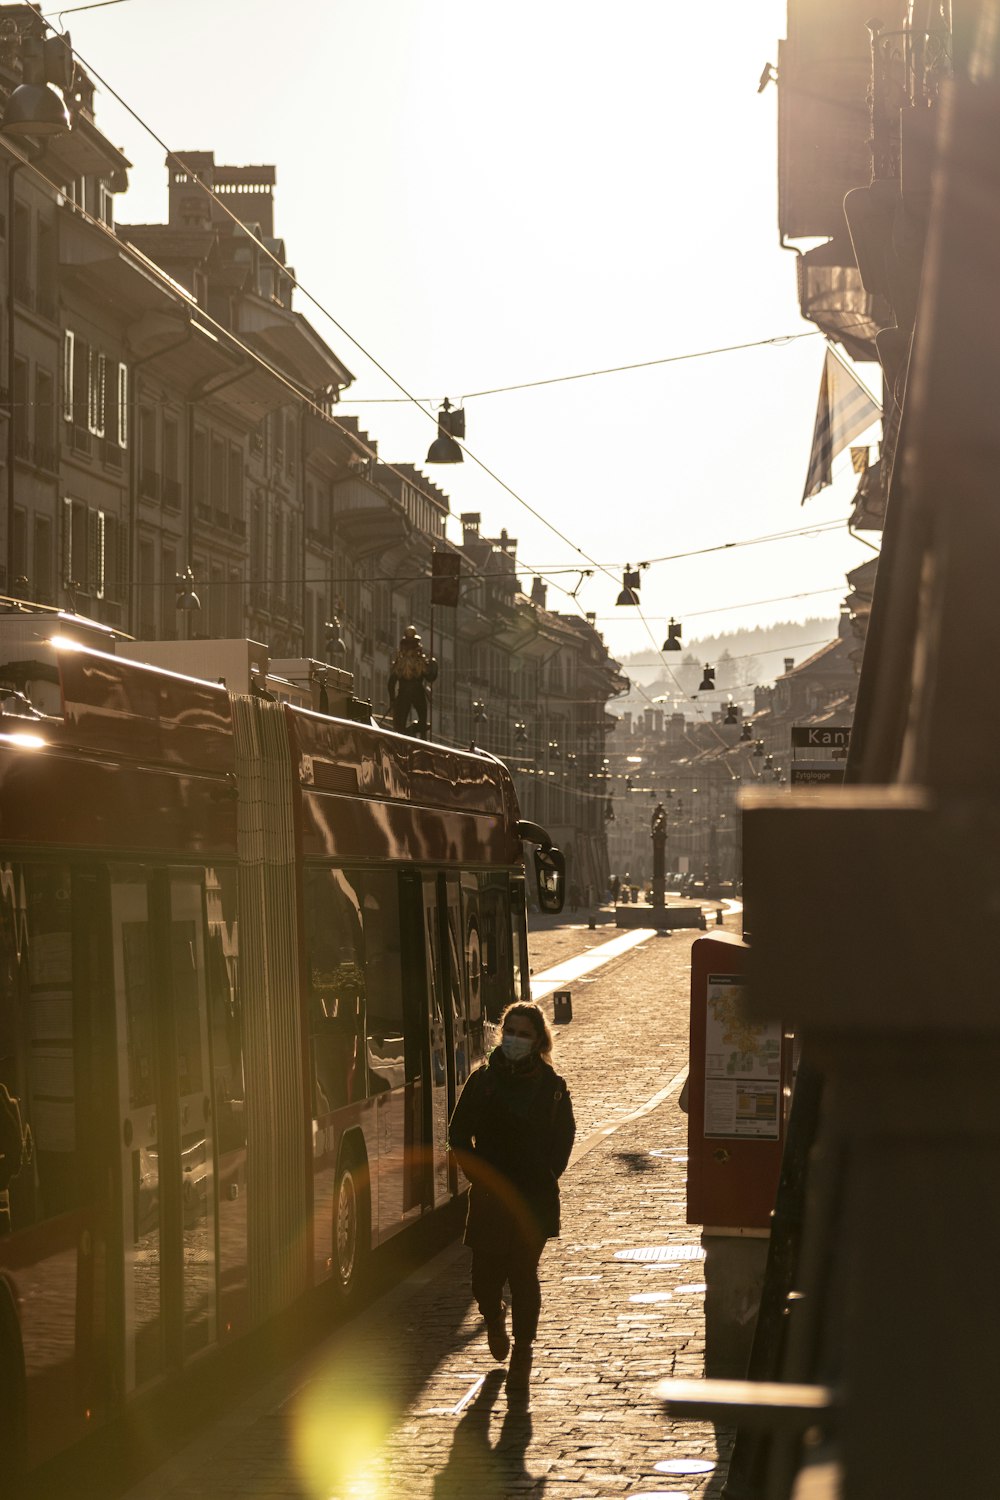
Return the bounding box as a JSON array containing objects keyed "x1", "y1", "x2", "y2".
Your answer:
[
  {"x1": 240, "y1": 302, "x2": 354, "y2": 390},
  {"x1": 796, "y1": 238, "x2": 892, "y2": 364}
]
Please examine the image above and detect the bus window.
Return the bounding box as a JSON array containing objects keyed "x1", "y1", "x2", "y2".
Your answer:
[
  {"x1": 358, "y1": 871, "x2": 407, "y2": 1092},
  {"x1": 477, "y1": 877, "x2": 513, "y2": 1025},
  {"x1": 206, "y1": 867, "x2": 244, "y2": 1156},
  {"x1": 509, "y1": 877, "x2": 530, "y2": 1002},
  {"x1": 460, "y1": 875, "x2": 484, "y2": 1059},
  {"x1": 303, "y1": 868, "x2": 366, "y2": 1114},
  {"x1": 0, "y1": 865, "x2": 86, "y2": 1229},
  {"x1": 29, "y1": 868, "x2": 84, "y2": 1220},
  {"x1": 444, "y1": 884, "x2": 472, "y2": 1087}
]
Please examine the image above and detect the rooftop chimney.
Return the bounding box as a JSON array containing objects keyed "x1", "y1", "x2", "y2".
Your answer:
[
  {"x1": 461, "y1": 512, "x2": 481, "y2": 540},
  {"x1": 784, "y1": 657, "x2": 795, "y2": 674},
  {"x1": 530, "y1": 576, "x2": 547, "y2": 608}
]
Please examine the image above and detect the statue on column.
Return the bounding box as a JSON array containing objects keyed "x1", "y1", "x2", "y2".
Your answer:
[
  {"x1": 651, "y1": 801, "x2": 668, "y2": 912},
  {"x1": 388, "y1": 625, "x2": 437, "y2": 738}
]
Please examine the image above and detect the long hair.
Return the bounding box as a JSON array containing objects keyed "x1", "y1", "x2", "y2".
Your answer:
[{"x1": 499, "y1": 1000, "x2": 554, "y2": 1065}]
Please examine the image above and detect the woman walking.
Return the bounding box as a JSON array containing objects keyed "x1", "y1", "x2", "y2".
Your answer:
[{"x1": 449, "y1": 1001, "x2": 575, "y2": 1397}]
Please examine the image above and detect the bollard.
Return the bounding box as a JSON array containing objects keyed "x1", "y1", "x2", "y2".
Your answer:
[
  {"x1": 553, "y1": 990, "x2": 573, "y2": 1023},
  {"x1": 716, "y1": 908, "x2": 724, "y2": 926},
  {"x1": 588, "y1": 911, "x2": 596, "y2": 930}
]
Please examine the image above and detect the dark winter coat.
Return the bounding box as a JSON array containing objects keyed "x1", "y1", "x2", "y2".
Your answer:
[{"x1": 448, "y1": 1050, "x2": 575, "y2": 1253}]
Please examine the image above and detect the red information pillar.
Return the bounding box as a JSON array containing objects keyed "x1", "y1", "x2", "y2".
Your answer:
[{"x1": 686, "y1": 931, "x2": 790, "y2": 1229}]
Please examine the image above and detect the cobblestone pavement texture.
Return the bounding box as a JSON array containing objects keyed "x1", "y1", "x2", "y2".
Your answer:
[{"x1": 121, "y1": 907, "x2": 739, "y2": 1500}]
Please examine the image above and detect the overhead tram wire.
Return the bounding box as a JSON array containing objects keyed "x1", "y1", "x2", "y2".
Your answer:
[
  {"x1": 590, "y1": 583, "x2": 847, "y2": 623},
  {"x1": 526, "y1": 519, "x2": 848, "y2": 574},
  {"x1": 335, "y1": 331, "x2": 824, "y2": 404}
]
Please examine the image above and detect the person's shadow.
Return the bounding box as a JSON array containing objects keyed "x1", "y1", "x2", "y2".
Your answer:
[{"x1": 432, "y1": 1369, "x2": 546, "y2": 1498}]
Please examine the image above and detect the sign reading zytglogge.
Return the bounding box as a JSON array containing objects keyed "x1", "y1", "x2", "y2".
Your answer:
[
  {"x1": 790, "y1": 725, "x2": 852, "y2": 750},
  {"x1": 790, "y1": 763, "x2": 845, "y2": 785}
]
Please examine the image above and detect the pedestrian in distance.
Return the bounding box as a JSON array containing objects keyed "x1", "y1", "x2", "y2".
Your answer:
[{"x1": 448, "y1": 1001, "x2": 575, "y2": 1399}]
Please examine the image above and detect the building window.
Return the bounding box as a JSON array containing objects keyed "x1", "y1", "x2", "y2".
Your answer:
[
  {"x1": 12, "y1": 358, "x2": 28, "y2": 463},
  {"x1": 227, "y1": 567, "x2": 242, "y2": 637},
  {"x1": 251, "y1": 493, "x2": 264, "y2": 582},
  {"x1": 228, "y1": 443, "x2": 243, "y2": 519},
  {"x1": 12, "y1": 507, "x2": 25, "y2": 588},
  {"x1": 161, "y1": 544, "x2": 176, "y2": 637},
  {"x1": 163, "y1": 417, "x2": 180, "y2": 508},
  {"x1": 209, "y1": 562, "x2": 225, "y2": 638},
  {"x1": 35, "y1": 368, "x2": 54, "y2": 468},
  {"x1": 193, "y1": 427, "x2": 208, "y2": 505},
  {"x1": 210, "y1": 434, "x2": 226, "y2": 515},
  {"x1": 33, "y1": 515, "x2": 52, "y2": 605},
  {"x1": 139, "y1": 408, "x2": 157, "y2": 498},
  {"x1": 12, "y1": 199, "x2": 30, "y2": 306},
  {"x1": 139, "y1": 539, "x2": 155, "y2": 638},
  {"x1": 36, "y1": 220, "x2": 55, "y2": 320}
]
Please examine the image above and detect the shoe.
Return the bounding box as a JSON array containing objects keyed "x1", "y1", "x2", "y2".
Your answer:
[
  {"x1": 505, "y1": 1341, "x2": 532, "y2": 1395},
  {"x1": 486, "y1": 1312, "x2": 510, "y2": 1362}
]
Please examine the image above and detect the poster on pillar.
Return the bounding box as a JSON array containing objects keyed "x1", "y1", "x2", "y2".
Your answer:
[{"x1": 704, "y1": 974, "x2": 781, "y2": 1140}]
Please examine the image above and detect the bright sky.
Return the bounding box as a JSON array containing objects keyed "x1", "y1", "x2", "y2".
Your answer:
[{"x1": 59, "y1": 0, "x2": 879, "y2": 666}]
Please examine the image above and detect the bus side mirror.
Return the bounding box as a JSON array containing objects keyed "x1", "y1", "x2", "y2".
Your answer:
[{"x1": 533, "y1": 846, "x2": 566, "y2": 914}]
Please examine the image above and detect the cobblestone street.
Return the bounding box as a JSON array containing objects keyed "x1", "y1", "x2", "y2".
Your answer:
[{"x1": 120, "y1": 910, "x2": 737, "y2": 1500}]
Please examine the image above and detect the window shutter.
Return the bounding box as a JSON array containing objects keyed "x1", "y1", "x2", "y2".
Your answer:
[
  {"x1": 117, "y1": 363, "x2": 128, "y2": 447},
  {"x1": 87, "y1": 507, "x2": 102, "y2": 596},
  {"x1": 62, "y1": 330, "x2": 74, "y2": 422},
  {"x1": 117, "y1": 519, "x2": 129, "y2": 603},
  {"x1": 62, "y1": 496, "x2": 72, "y2": 582},
  {"x1": 95, "y1": 353, "x2": 106, "y2": 438}
]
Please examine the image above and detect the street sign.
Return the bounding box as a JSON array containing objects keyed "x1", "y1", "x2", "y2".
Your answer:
[
  {"x1": 790, "y1": 764, "x2": 845, "y2": 785},
  {"x1": 790, "y1": 725, "x2": 851, "y2": 749}
]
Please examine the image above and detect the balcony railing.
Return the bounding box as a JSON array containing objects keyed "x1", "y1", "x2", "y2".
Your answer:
[{"x1": 869, "y1": 19, "x2": 952, "y2": 181}]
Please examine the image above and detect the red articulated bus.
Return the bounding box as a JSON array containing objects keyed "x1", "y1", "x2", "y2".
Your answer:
[{"x1": 0, "y1": 630, "x2": 564, "y2": 1486}]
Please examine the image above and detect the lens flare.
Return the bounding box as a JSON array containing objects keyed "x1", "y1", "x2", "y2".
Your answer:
[{"x1": 291, "y1": 1347, "x2": 393, "y2": 1499}]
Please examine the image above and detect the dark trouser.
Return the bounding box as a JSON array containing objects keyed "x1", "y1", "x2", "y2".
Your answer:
[
  {"x1": 471, "y1": 1237, "x2": 545, "y2": 1344},
  {"x1": 392, "y1": 682, "x2": 427, "y2": 736}
]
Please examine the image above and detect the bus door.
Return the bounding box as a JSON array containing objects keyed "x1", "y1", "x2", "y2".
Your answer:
[
  {"x1": 416, "y1": 874, "x2": 450, "y2": 1209},
  {"x1": 359, "y1": 871, "x2": 421, "y2": 1242},
  {"x1": 440, "y1": 874, "x2": 473, "y2": 1099},
  {"x1": 459, "y1": 875, "x2": 486, "y2": 1065},
  {"x1": 510, "y1": 876, "x2": 530, "y2": 1001},
  {"x1": 109, "y1": 871, "x2": 217, "y2": 1394}
]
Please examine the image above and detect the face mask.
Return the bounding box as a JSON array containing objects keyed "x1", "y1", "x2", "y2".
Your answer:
[{"x1": 501, "y1": 1033, "x2": 534, "y2": 1062}]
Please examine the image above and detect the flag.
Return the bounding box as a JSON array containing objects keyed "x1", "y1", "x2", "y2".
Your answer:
[{"x1": 802, "y1": 347, "x2": 881, "y2": 501}]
